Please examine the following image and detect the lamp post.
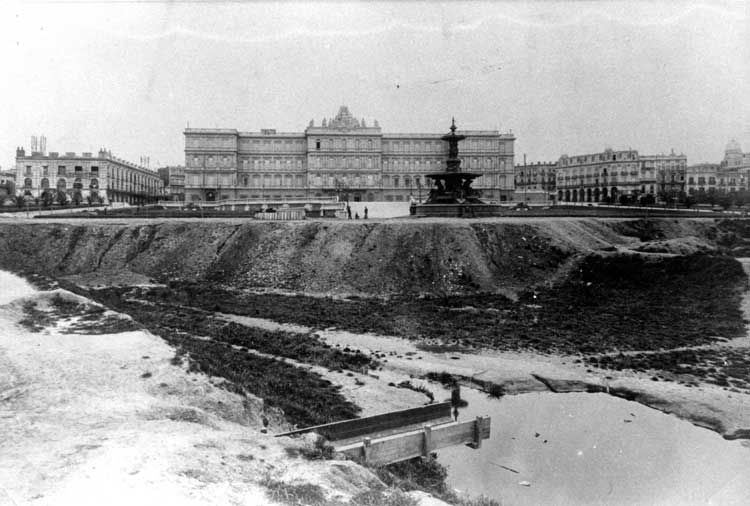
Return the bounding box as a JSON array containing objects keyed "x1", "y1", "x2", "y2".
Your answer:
[{"x1": 523, "y1": 153, "x2": 527, "y2": 204}]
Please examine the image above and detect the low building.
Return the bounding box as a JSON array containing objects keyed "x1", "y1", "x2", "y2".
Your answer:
[
  {"x1": 15, "y1": 147, "x2": 163, "y2": 205},
  {"x1": 157, "y1": 165, "x2": 185, "y2": 201},
  {"x1": 513, "y1": 161, "x2": 556, "y2": 203},
  {"x1": 556, "y1": 148, "x2": 686, "y2": 203}
]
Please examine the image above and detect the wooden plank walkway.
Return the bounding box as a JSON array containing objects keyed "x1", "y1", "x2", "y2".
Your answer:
[{"x1": 335, "y1": 416, "x2": 491, "y2": 466}]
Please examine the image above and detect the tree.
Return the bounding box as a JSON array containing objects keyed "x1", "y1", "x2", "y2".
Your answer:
[
  {"x1": 57, "y1": 190, "x2": 68, "y2": 206},
  {"x1": 41, "y1": 190, "x2": 54, "y2": 207},
  {"x1": 15, "y1": 195, "x2": 25, "y2": 209}
]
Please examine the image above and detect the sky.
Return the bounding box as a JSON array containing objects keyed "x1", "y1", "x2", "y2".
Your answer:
[{"x1": 1, "y1": 1, "x2": 748, "y2": 171}]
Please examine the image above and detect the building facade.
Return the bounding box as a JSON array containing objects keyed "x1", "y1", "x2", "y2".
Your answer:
[
  {"x1": 513, "y1": 161, "x2": 556, "y2": 203},
  {"x1": 683, "y1": 141, "x2": 750, "y2": 197},
  {"x1": 183, "y1": 106, "x2": 516, "y2": 203},
  {"x1": 723, "y1": 139, "x2": 750, "y2": 172},
  {"x1": 685, "y1": 163, "x2": 746, "y2": 196},
  {"x1": 157, "y1": 165, "x2": 185, "y2": 201},
  {"x1": 556, "y1": 148, "x2": 686, "y2": 203},
  {"x1": 15, "y1": 147, "x2": 163, "y2": 205}
]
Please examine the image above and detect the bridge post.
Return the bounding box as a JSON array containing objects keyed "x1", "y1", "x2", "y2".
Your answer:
[
  {"x1": 467, "y1": 416, "x2": 483, "y2": 449},
  {"x1": 362, "y1": 437, "x2": 371, "y2": 463},
  {"x1": 421, "y1": 425, "x2": 433, "y2": 461}
]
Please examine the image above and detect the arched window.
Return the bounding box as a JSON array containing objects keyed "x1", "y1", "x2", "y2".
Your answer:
[
  {"x1": 90, "y1": 178, "x2": 99, "y2": 189},
  {"x1": 41, "y1": 178, "x2": 49, "y2": 189},
  {"x1": 57, "y1": 178, "x2": 67, "y2": 189}
]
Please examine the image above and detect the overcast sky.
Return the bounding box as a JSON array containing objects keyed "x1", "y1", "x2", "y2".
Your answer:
[{"x1": 1, "y1": 1, "x2": 748, "y2": 170}]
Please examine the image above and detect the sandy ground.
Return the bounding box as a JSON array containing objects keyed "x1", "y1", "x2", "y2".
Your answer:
[
  {"x1": 218, "y1": 309, "x2": 750, "y2": 443},
  {"x1": 0, "y1": 283, "x2": 447, "y2": 506}
]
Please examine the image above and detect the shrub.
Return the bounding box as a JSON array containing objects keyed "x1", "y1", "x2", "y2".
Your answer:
[
  {"x1": 262, "y1": 479, "x2": 327, "y2": 506},
  {"x1": 299, "y1": 435, "x2": 335, "y2": 461}
]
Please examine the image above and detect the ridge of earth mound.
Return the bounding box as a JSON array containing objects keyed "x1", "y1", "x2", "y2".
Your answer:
[{"x1": 0, "y1": 217, "x2": 744, "y2": 297}]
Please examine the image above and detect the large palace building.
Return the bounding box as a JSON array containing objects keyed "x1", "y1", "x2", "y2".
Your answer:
[
  {"x1": 15, "y1": 146, "x2": 163, "y2": 205},
  {"x1": 183, "y1": 106, "x2": 516, "y2": 203}
]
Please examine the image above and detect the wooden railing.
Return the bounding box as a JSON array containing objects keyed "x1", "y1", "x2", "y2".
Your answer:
[
  {"x1": 335, "y1": 416, "x2": 491, "y2": 466},
  {"x1": 277, "y1": 403, "x2": 491, "y2": 466},
  {"x1": 277, "y1": 402, "x2": 452, "y2": 442}
]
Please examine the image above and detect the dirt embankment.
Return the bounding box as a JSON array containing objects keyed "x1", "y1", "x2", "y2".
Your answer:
[{"x1": 0, "y1": 217, "x2": 742, "y2": 297}]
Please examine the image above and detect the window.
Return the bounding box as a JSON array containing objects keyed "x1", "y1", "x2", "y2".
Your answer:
[
  {"x1": 58, "y1": 166, "x2": 66, "y2": 176},
  {"x1": 25, "y1": 166, "x2": 32, "y2": 176},
  {"x1": 316, "y1": 139, "x2": 321, "y2": 150},
  {"x1": 24, "y1": 178, "x2": 32, "y2": 187}
]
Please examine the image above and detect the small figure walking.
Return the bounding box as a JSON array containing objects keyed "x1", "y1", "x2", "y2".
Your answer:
[
  {"x1": 364, "y1": 206, "x2": 368, "y2": 219},
  {"x1": 347, "y1": 205, "x2": 352, "y2": 219}
]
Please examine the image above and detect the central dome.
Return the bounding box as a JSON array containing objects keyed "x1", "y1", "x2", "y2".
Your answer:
[{"x1": 726, "y1": 139, "x2": 742, "y2": 153}]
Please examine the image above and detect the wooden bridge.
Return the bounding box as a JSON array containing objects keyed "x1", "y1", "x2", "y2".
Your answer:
[{"x1": 277, "y1": 402, "x2": 491, "y2": 466}]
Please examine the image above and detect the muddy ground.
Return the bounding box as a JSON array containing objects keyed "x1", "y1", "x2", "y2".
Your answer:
[{"x1": 3, "y1": 216, "x2": 750, "y2": 505}]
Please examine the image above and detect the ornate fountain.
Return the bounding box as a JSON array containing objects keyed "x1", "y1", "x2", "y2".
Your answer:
[{"x1": 415, "y1": 119, "x2": 504, "y2": 217}]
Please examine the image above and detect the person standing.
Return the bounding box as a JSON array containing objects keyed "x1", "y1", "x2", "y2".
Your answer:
[
  {"x1": 347, "y1": 204, "x2": 352, "y2": 219},
  {"x1": 364, "y1": 206, "x2": 368, "y2": 219}
]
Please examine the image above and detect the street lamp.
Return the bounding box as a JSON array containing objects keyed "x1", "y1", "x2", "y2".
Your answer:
[{"x1": 523, "y1": 153, "x2": 527, "y2": 204}]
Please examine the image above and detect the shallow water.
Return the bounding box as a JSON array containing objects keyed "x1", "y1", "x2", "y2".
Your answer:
[{"x1": 440, "y1": 388, "x2": 750, "y2": 506}]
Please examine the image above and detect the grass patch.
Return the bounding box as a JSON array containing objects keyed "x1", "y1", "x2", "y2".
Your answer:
[
  {"x1": 262, "y1": 479, "x2": 327, "y2": 506},
  {"x1": 396, "y1": 381, "x2": 434, "y2": 402},
  {"x1": 58, "y1": 283, "x2": 362, "y2": 428},
  {"x1": 125, "y1": 253, "x2": 747, "y2": 355},
  {"x1": 166, "y1": 331, "x2": 360, "y2": 427},
  {"x1": 586, "y1": 348, "x2": 750, "y2": 393},
  {"x1": 374, "y1": 457, "x2": 500, "y2": 506},
  {"x1": 79, "y1": 285, "x2": 376, "y2": 372},
  {"x1": 17, "y1": 294, "x2": 140, "y2": 334},
  {"x1": 350, "y1": 489, "x2": 418, "y2": 506}
]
